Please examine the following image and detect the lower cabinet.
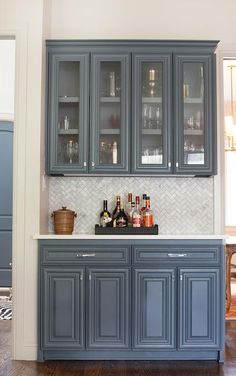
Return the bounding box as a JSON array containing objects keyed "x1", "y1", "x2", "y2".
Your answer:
[
  {"x1": 133, "y1": 269, "x2": 175, "y2": 349},
  {"x1": 87, "y1": 268, "x2": 130, "y2": 349},
  {"x1": 179, "y1": 268, "x2": 220, "y2": 349},
  {"x1": 39, "y1": 240, "x2": 224, "y2": 361},
  {"x1": 42, "y1": 268, "x2": 85, "y2": 349}
]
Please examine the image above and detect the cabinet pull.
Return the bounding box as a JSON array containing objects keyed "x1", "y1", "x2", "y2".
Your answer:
[
  {"x1": 76, "y1": 253, "x2": 96, "y2": 257},
  {"x1": 9, "y1": 262, "x2": 12, "y2": 267},
  {"x1": 176, "y1": 162, "x2": 179, "y2": 168},
  {"x1": 91, "y1": 161, "x2": 95, "y2": 167},
  {"x1": 80, "y1": 274, "x2": 83, "y2": 281},
  {"x1": 167, "y1": 253, "x2": 187, "y2": 258},
  {"x1": 84, "y1": 161, "x2": 87, "y2": 167},
  {"x1": 180, "y1": 274, "x2": 183, "y2": 281},
  {"x1": 168, "y1": 161, "x2": 171, "y2": 168}
]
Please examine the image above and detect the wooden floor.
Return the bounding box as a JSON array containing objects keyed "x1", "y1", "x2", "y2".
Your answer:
[{"x1": 1, "y1": 321, "x2": 236, "y2": 376}]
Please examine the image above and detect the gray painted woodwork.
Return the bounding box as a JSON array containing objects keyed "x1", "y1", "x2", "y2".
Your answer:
[
  {"x1": 90, "y1": 53, "x2": 131, "y2": 173},
  {"x1": 179, "y1": 268, "x2": 220, "y2": 349},
  {"x1": 46, "y1": 52, "x2": 89, "y2": 174},
  {"x1": 174, "y1": 54, "x2": 216, "y2": 175},
  {"x1": 133, "y1": 269, "x2": 175, "y2": 348},
  {"x1": 45, "y1": 40, "x2": 218, "y2": 176},
  {"x1": 132, "y1": 53, "x2": 172, "y2": 174},
  {"x1": 0, "y1": 121, "x2": 13, "y2": 287},
  {"x1": 87, "y1": 268, "x2": 130, "y2": 348},
  {"x1": 39, "y1": 239, "x2": 224, "y2": 361},
  {"x1": 42, "y1": 268, "x2": 85, "y2": 349}
]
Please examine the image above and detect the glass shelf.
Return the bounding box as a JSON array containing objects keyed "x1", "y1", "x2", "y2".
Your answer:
[
  {"x1": 142, "y1": 129, "x2": 162, "y2": 135},
  {"x1": 58, "y1": 129, "x2": 79, "y2": 135},
  {"x1": 58, "y1": 96, "x2": 80, "y2": 103},
  {"x1": 100, "y1": 129, "x2": 120, "y2": 135},
  {"x1": 100, "y1": 97, "x2": 120, "y2": 103}
]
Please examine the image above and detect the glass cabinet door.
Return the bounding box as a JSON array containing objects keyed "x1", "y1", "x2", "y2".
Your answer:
[
  {"x1": 174, "y1": 55, "x2": 215, "y2": 174},
  {"x1": 132, "y1": 54, "x2": 172, "y2": 174},
  {"x1": 90, "y1": 54, "x2": 130, "y2": 173},
  {"x1": 47, "y1": 54, "x2": 89, "y2": 174}
]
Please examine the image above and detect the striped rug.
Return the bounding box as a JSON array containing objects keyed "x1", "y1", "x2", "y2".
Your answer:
[{"x1": 0, "y1": 298, "x2": 12, "y2": 320}]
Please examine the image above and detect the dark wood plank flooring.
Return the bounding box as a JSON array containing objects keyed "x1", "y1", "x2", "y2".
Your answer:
[{"x1": 1, "y1": 320, "x2": 236, "y2": 376}]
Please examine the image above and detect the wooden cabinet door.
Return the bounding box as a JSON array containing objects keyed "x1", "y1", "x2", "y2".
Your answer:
[
  {"x1": 179, "y1": 268, "x2": 220, "y2": 349},
  {"x1": 132, "y1": 53, "x2": 172, "y2": 174},
  {"x1": 133, "y1": 269, "x2": 176, "y2": 349},
  {"x1": 41, "y1": 268, "x2": 85, "y2": 349},
  {"x1": 87, "y1": 268, "x2": 130, "y2": 349},
  {"x1": 174, "y1": 54, "x2": 216, "y2": 175},
  {"x1": 90, "y1": 53, "x2": 131, "y2": 174}
]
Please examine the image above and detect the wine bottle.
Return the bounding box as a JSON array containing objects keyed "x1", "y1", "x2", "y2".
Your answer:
[
  {"x1": 112, "y1": 195, "x2": 121, "y2": 218},
  {"x1": 132, "y1": 196, "x2": 141, "y2": 228},
  {"x1": 140, "y1": 194, "x2": 147, "y2": 226},
  {"x1": 100, "y1": 200, "x2": 112, "y2": 227},
  {"x1": 115, "y1": 202, "x2": 128, "y2": 227},
  {"x1": 143, "y1": 196, "x2": 154, "y2": 227}
]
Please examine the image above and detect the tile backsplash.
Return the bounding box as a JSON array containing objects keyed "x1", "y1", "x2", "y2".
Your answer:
[{"x1": 48, "y1": 176, "x2": 214, "y2": 235}]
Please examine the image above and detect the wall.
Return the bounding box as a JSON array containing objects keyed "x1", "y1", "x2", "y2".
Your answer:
[
  {"x1": 48, "y1": 0, "x2": 235, "y2": 44},
  {"x1": 0, "y1": 0, "x2": 44, "y2": 360},
  {"x1": 0, "y1": 39, "x2": 15, "y2": 120}
]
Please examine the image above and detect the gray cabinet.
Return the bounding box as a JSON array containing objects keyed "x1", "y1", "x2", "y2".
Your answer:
[
  {"x1": 179, "y1": 268, "x2": 220, "y2": 349},
  {"x1": 41, "y1": 268, "x2": 85, "y2": 349},
  {"x1": 133, "y1": 269, "x2": 175, "y2": 349},
  {"x1": 87, "y1": 268, "x2": 130, "y2": 349},
  {"x1": 46, "y1": 40, "x2": 218, "y2": 176},
  {"x1": 174, "y1": 54, "x2": 216, "y2": 175},
  {"x1": 90, "y1": 53, "x2": 130, "y2": 173},
  {"x1": 39, "y1": 239, "x2": 224, "y2": 361}
]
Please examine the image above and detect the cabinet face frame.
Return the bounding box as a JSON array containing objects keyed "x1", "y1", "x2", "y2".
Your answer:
[
  {"x1": 132, "y1": 53, "x2": 172, "y2": 174},
  {"x1": 174, "y1": 53, "x2": 216, "y2": 175},
  {"x1": 90, "y1": 53, "x2": 131, "y2": 174},
  {"x1": 46, "y1": 53, "x2": 89, "y2": 174}
]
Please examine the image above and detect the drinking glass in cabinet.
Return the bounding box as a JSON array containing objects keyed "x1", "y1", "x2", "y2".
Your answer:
[
  {"x1": 100, "y1": 140, "x2": 119, "y2": 165},
  {"x1": 64, "y1": 140, "x2": 79, "y2": 164}
]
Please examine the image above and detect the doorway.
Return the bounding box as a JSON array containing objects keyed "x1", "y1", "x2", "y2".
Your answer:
[
  {"x1": 223, "y1": 59, "x2": 236, "y2": 319},
  {"x1": 0, "y1": 39, "x2": 15, "y2": 321}
]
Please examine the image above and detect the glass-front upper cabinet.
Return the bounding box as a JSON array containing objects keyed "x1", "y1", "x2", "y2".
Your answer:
[
  {"x1": 90, "y1": 53, "x2": 130, "y2": 173},
  {"x1": 132, "y1": 54, "x2": 172, "y2": 174},
  {"x1": 174, "y1": 54, "x2": 216, "y2": 175},
  {"x1": 47, "y1": 54, "x2": 89, "y2": 174}
]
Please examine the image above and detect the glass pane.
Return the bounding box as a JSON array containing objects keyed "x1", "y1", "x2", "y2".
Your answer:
[
  {"x1": 141, "y1": 62, "x2": 163, "y2": 165},
  {"x1": 99, "y1": 62, "x2": 121, "y2": 165},
  {"x1": 57, "y1": 61, "x2": 80, "y2": 165},
  {"x1": 183, "y1": 62, "x2": 205, "y2": 165}
]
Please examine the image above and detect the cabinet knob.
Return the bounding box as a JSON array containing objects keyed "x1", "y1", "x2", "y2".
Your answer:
[
  {"x1": 9, "y1": 262, "x2": 12, "y2": 267},
  {"x1": 176, "y1": 162, "x2": 179, "y2": 168},
  {"x1": 91, "y1": 162, "x2": 95, "y2": 167},
  {"x1": 84, "y1": 161, "x2": 87, "y2": 167},
  {"x1": 168, "y1": 161, "x2": 171, "y2": 168}
]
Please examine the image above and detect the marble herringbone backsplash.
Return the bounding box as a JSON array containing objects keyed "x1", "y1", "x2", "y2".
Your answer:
[{"x1": 48, "y1": 176, "x2": 214, "y2": 235}]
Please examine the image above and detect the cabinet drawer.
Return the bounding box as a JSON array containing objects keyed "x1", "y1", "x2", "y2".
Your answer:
[
  {"x1": 133, "y1": 246, "x2": 221, "y2": 265},
  {"x1": 41, "y1": 245, "x2": 131, "y2": 265}
]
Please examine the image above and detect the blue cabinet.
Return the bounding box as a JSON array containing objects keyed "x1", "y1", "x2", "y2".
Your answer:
[
  {"x1": 87, "y1": 268, "x2": 130, "y2": 349},
  {"x1": 41, "y1": 268, "x2": 85, "y2": 349},
  {"x1": 133, "y1": 269, "x2": 175, "y2": 349},
  {"x1": 179, "y1": 268, "x2": 220, "y2": 349},
  {"x1": 46, "y1": 40, "x2": 218, "y2": 176},
  {"x1": 39, "y1": 239, "x2": 224, "y2": 361}
]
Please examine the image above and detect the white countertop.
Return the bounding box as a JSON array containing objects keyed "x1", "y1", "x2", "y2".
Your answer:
[{"x1": 33, "y1": 234, "x2": 226, "y2": 240}]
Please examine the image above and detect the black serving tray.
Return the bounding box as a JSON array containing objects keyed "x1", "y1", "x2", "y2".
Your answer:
[{"x1": 95, "y1": 224, "x2": 159, "y2": 235}]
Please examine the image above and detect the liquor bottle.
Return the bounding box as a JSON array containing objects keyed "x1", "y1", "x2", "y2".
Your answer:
[
  {"x1": 115, "y1": 202, "x2": 128, "y2": 227},
  {"x1": 128, "y1": 201, "x2": 135, "y2": 227},
  {"x1": 112, "y1": 195, "x2": 121, "y2": 219},
  {"x1": 140, "y1": 194, "x2": 147, "y2": 226},
  {"x1": 127, "y1": 192, "x2": 132, "y2": 225},
  {"x1": 100, "y1": 200, "x2": 112, "y2": 227},
  {"x1": 132, "y1": 196, "x2": 141, "y2": 228},
  {"x1": 143, "y1": 196, "x2": 154, "y2": 227}
]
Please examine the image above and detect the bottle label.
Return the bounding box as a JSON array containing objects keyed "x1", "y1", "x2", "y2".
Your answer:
[
  {"x1": 143, "y1": 215, "x2": 154, "y2": 227},
  {"x1": 133, "y1": 217, "x2": 141, "y2": 227},
  {"x1": 100, "y1": 213, "x2": 112, "y2": 227},
  {"x1": 116, "y1": 217, "x2": 127, "y2": 227}
]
